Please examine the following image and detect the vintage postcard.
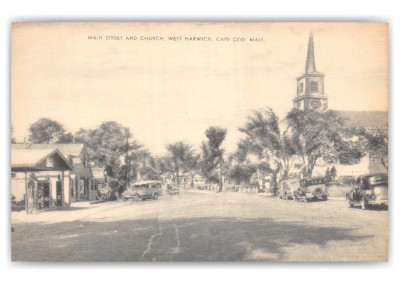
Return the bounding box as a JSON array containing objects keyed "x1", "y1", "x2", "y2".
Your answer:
[{"x1": 11, "y1": 22, "x2": 388, "y2": 262}]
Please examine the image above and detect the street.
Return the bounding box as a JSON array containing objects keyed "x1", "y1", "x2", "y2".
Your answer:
[{"x1": 11, "y1": 191, "x2": 388, "y2": 262}]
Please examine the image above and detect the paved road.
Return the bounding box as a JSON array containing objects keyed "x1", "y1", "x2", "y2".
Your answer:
[{"x1": 11, "y1": 191, "x2": 388, "y2": 262}]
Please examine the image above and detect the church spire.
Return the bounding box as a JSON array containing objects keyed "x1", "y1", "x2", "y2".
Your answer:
[{"x1": 305, "y1": 32, "x2": 316, "y2": 73}]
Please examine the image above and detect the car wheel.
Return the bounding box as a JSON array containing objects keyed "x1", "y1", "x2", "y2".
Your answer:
[
  {"x1": 322, "y1": 195, "x2": 328, "y2": 201},
  {"x1": 361, "y1": 197, "x2": 368, "y2": 210},
  {"x1": 304, "y1": 198, "x2": 309, "y2": 203},
  {"x1": 346, "y1": 196, "x2": 354, "y2": 208},
  {"x1": 134, "y1": 193, "x2": 140, "y2": 201},
  {"x1": 153, "y1": 192, "x2": 159, "y2": 200}
]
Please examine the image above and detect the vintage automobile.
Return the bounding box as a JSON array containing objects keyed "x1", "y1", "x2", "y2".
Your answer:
[
  {"x1": 166, "y1": 184, "x2": 180, "y2": 195},
  {"x1": 295, "y1": 177, "x2": 328, "y2": 202},
  {"x1": 122, "y1": 180, "x2": 162, "y2": 201},
  {"x1": 346, "y1": 173, "x2": 388, "y2": 210},
  {"x1": 278, "y1": 179, "x2": 300, "y2": 200},
  {"x1": 97, "y1": 186, "x2": 112, "y2": 200}
]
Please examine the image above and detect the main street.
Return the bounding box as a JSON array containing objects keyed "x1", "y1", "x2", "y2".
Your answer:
[{"x1": 11, "y1": 191, "x2": 388, "y2": 262}]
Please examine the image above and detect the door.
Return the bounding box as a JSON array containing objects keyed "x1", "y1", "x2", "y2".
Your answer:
[{"x1": 38, "y1": 182, "x2": 50, "y2": 208}]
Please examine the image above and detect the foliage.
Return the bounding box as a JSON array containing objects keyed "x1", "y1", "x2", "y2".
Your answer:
[
  {"x1": 325, "y1": 166, "x2": 337, "y2": 183},
  {"x1": 286, "y1": 109, "x2": 365, "y2": 177},
  {"x1": 57, "y1": 132, "x2": 74, "y2": 143},
  {"x1": 353, "y1": 127, "x2": 388, "y2": 170},
  {"x1": 185, "y1": 153, "x2": 201, "y2": 187},
  {"x1": 28, "y1": 118, "x2": 67, "y2": 144},
  {"x1": 227, "y1": 164, "x2": 256, "y2": 185},
  {"x1": 166, "y1": 141, "x2": 195, "y2": 188},
  {"x1": 200, "y1": 127, "x2": 227, "y2": 190},
  {"x1": 239, "y1": 108, "x2": 296, "y2": 180},
  {"x1": 74, "y1": 121, "x2": 129, "y2": 166}
]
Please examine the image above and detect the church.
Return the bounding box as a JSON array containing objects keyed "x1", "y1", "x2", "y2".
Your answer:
[
  {"x1": 293, "y1": 33, "x2": 328, "y2": 111},
  {"x1": 291, "y1": 33, "x2": 388, "y2": 177}
]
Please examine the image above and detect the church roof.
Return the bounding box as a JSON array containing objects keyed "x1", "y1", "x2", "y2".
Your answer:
[
  {"x1": 305, "y1": 33, "x2": 317, "y2": 73},
  {"x1": 333, "y1": 110, "x2": 388, "y2": 128}
]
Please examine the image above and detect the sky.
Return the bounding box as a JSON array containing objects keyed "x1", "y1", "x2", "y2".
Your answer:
[{"x1": 11, "y1": 22, "x2": 388, "y2": 156}]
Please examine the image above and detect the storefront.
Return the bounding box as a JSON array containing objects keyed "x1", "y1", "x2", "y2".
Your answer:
[{"x1": 11, "y1": 148, "x2": 73, "y2": 214}]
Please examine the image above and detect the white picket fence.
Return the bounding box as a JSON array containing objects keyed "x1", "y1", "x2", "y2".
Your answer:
[{"x1": 192, "y1": 184, "x2": 261, "y2": 194}]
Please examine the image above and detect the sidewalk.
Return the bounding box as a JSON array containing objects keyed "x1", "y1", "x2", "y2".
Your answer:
[{"x1": 11, "y1": 200, "x2": 124, "y2": 225}]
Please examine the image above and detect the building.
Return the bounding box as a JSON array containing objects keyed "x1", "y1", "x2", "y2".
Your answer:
[
  {"x1": 11, "y1": 148, "x2": 72, "y2": 213},
  {"x1": 11, "y1": 143, "x2": 96, "y2": 202},
  {"x1": 293, "y1": 33, "x2": 328, "y2": 111},
  {"x1": 291, "y1": 34, "x2": 388, "y2": 177}
]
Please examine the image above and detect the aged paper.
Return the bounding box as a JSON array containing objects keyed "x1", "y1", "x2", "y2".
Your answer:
[{"x1": 11, "y1": 22, "x2": 388, "y2": 262}]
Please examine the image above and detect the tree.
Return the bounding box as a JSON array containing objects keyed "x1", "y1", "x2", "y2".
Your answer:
[
  {"x1": 57, "y1": 132, "x2": 74, "y2": 143},
  {"x1": 166, "y1": 141, "x2": 194, "y2": 189},
  {"x1": 201, "y1": 127, "x2": 227, "y2": 192},
  {"x1": 157, "y1": 156, "x2": 176, "y2": 183},
  {"x1": 185, "y1": 153, "x2": 201, "y2": 187},
  {"x1": 28, "y1": 118, "x2": 66, "y2": 144},
  {"x1": 355, "y1": 127, "x2": 388, "y2": 170},
  {"x1": 330, "y1": 166, "x2": 337, "y2": 181},
  {"x1": 286, "y1": 109, "x2": 364, "y2": 177},
  {"x1": 74, "y1": 121, "x2": 129, "y2": 166},
  {"x1": 239, "y1": 108, "x2": 296, "y2": 181}
]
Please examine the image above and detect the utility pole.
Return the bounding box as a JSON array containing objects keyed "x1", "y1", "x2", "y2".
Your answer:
[{"x1": 125, "y1": 129, "x2": 130, "y2": 186}]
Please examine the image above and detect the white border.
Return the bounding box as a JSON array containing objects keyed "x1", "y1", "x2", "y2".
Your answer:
[{"x1": 1, "y1": 1, "x2": 399, "y2": 283}]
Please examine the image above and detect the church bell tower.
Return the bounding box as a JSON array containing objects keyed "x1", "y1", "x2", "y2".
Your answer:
[{"x1": 293, "y1": 33, "x2": 328, "y2": 111}]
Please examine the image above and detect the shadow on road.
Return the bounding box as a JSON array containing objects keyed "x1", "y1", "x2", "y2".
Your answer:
[{"x1": 12, "y1": 216, "x2": 373, "y2": 262}]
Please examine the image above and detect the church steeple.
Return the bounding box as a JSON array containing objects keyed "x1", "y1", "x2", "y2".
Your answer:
[
  {"x1": 305, "y1": 32, "x2": 316, "y2": 73},
  {"x1": 293, "y1": 33, "x2": 328, "y2": 111}
]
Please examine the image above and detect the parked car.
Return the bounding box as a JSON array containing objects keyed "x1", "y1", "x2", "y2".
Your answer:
[
  {"x1": 336, "y1": 175, "x2": 357, "y2": 186},
  {"x1": 346, "y1": 173, "x2": 388, "y2": 210},
  {"x1": 278, "y1": 179, "x2": 300, "y2": 200},
  {"x1": 97, "y1": 186, "x2": 112, "y2": 200},
  {"x1": 295, "y1": 177, "x2": 328, "y2": 202},
  {"x1": 166, "y1": 184, "x2": 180, "y2": 195},
  {"x1": 122, "y1": 180, "x2": 162, "y2": 201}
]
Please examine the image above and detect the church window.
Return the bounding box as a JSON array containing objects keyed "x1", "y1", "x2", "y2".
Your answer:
[
  {"x1": 311, "y1": 81, "x2": 319, "y2": 92},
  {"x1": 300, "y1": 83, "x2": 303, "y2": 93}
]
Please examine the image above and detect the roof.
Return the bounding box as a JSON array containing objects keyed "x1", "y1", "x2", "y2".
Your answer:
[
  {"x1": 358, "y1": 172, "x2": 387, "y2": 179},
  {"x1": 334, "y1": 110, "x2": 388, "y2": 128},
  {"x1": 11, "y1": 149, "x2": 72, "y2": 171},
  {"x1": 305, "y1": 33, "x2": 316, "y2": 73},
  {"x1": 130, "y1": 180, "x2": 162, "y2": 185},
  {"x1": 11, "y1": 143, "x2": 85, "y2": 158}
]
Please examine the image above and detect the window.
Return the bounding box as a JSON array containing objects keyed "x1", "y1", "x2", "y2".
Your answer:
[
  {"x1": 311, "y1": 81, "x2": 319, "y2": 92},
  {"x1": 297, "y1": 82, "x2": 304, "y2": 96},
  {"x1": 11, "y1": 172, "x2": 16, "y2": 178}
]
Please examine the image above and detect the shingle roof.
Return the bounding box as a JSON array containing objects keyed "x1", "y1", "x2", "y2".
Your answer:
[
  {"x1": 333, "y1": 110, "x2": 388, "y2": 128},
  {"x1": 11, "y1": 149, "x2": 72, "y2": 171}
]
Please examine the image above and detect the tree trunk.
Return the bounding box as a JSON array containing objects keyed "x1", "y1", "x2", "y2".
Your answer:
[
  {"x1": 136, "y1": 167, "x2": 141, "y2": 182},
  {"x1": 176, "y1": 164, "x2": 180, "y2": 189},
  {"x1": 190, "y1": 174, "x2": 194, "y2": 188},
  {"x1": 219, "y1": 166, "x2": 223, "y2": 192}
]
